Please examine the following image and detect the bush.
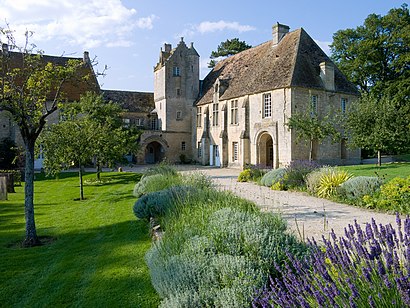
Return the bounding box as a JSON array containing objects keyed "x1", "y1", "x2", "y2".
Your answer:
[
  {"x1": 253, "y1": 216, "x2": 410, "y2": 307},
  {"x1": 238, "y1": 166, "x2": 265, "y2": 183},
  {"x1": 133, "y1": 173, "x2": 181, "y2": 197},
  {"x1": 282, "y1": 160, "x2": 321, "y2": 189},
  {"x1": 339, "y1": 176, "x2": 384, "y2": 204},
  {"x1": 305, "y1": 166, "x2": 333, "y2": 195},
  {"x1": 146, "y1": 188, "x2": 306, "y2": 307},
  {"x1": 260, "y1": 168, "x2": 286, "y2": 187},
  {"x1": 133, "y1": 185, "x2": 198, "y2": 220},
  {"x1": 363, "y1": 176, "x2": 410, "y2": 214},
  {"x1": 143, "y1": 162, "x2": 178, "y2": 177},
  {"x1": 238, "y1": 169, "x2": 252, "y2": 182},
  {"x1": 182, "y1": 172, "x2": 213, "y2": 189},
  {"x1": 316, "y1": 169, "x2": 352, "y2": 198}
]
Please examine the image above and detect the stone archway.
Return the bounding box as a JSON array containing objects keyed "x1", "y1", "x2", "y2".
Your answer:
[
  {"x1": 257, "y1": 132, "x2": 274, "y2": 168},
  {"x1": 145, "y1": 141, "x2": 164, "y2": 164}
]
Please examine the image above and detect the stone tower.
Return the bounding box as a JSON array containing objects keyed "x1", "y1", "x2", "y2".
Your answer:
[{"x1": 154, "y1": 37, "x2": 200, "y2": 132}]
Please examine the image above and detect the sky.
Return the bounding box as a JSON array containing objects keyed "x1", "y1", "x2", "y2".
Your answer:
[{"x1": 0, "y1": 0, "x2": 407, "y2": 92}]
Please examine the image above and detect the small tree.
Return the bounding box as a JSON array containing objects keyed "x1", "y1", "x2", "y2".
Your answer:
[
  {"x1": 208, "y1": 38, "x2": 251, "y2": 68},
  {"x1": 286, "y1": 107, "x2": 341, "y2": 161},
  {"x1": 0, "y1": 29, "x2": 87, "y2": 246}
]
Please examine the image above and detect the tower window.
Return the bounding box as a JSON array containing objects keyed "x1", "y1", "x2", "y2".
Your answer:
[
  {"x1": 197, "y1": 107, "x2": 202, "y2": 127},
  {"x1": 263, "y1": 93, "x2": 272, "y2": 118},
  {"x1": 181, "y1": 141, "x2": 186, "y2": 151},
  {"x1": 173, "y1": 66, "x2": 180, "y2": 76},
  {"x1": 341, "y1": 98, "x2": 347, "y2": 113}
]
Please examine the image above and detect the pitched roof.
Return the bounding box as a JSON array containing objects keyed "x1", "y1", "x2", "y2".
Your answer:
[
  {"x1": 102, "y1": 89, "x2": 154, "y2": 113},
  {"x1": 196, "y1": 28, "x2": 358, "y2": 106},
  {"x1": 0, "y1": 49, "x2": 99, "y2": 101}
]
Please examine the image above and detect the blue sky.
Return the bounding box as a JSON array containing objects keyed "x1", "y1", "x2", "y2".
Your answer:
[{"x1": 0, "y1": 0, "x2": 407, "y2": 92}]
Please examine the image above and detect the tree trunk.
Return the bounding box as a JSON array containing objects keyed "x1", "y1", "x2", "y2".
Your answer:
[
  {"x1": 23, "y1": 141, "x2": 40, "y2": 247},
  {"x1": 309, "y1": 139, "x2": 313, "y2": 162},
  {"x1": 79, "y1": 162, "x2": 84, "y2": 200},
  {"x1": 377, "y1": 150, "x2": 382, "y2": 167}
]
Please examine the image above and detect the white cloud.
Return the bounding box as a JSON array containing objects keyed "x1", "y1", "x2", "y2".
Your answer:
[
  {"x1": 197, "y1": 21, "x2": 255, "y2": 34},
  {"x1": 178, "y1": 20, "x2": 255, "y2": 38},
  {"x1": 315, "y1": 39, "x2": 331, "y2": 55},
  {"x1": 0, "y1": 0, "x2": 157, "y2": 49}
]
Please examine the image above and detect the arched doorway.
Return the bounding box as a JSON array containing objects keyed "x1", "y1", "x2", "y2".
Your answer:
[
  {"x1": 145, "y1": 141, "x2": 164, "y2": 164},
  {"x1": 258, "y1": 132, "x2": 273, "y2": 168}
]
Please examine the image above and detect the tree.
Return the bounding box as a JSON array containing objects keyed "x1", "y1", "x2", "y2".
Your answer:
[
  {"x1": 41, "y1": 92, "x2": 139, "y2": 199},
  {"x1": 208, "y1": 38, "x2": 251, "y2": 68},
  {"x1": 0, "y1": 29, "x2": 87, "y2": 247},
  {"x1": 286, "y1": 107, "x2": 341, "y2": 161},
  {"x1": 331, "y1": 4, "x2": 410, "y2": 163}
]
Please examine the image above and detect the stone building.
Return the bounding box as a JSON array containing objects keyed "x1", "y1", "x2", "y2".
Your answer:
[{"x1": 194, "y1": 24, "x2": 360, "y2": 168}]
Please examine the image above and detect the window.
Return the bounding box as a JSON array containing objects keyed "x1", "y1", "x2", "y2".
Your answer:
[
  {"x1": 232, "y1": 142, "x2": 239, "y2": 161},
  {"x1": 263, "y1": 93, "x2": 272, "y2": 118},
  {"x1": 176, "y1": 88, "x2": 181, "y2": 96},
  {"x1": 150, "y1": 118, "x2": 157, "y2": 130},
  {"x1": 341, "y1": 98, "x2": 347, "y2": 113},
  {"x1": 173, "y1": 66, "x2": 180, "y2": 76},
  {"x1": 123, "y1": 118, "x2": 130, "y2": 127},
  {"x1": 311, "y1": 95, "x2": 318, "y2": 117},
  {"x1": 197, "y1": 142, "x2": 202, "y2": 158},
  {"x1": 212, "y1": 103, "x2": 219, "y2": 126},
  {"x1": 197, "y1": 107, "x2": 202, "y2": 127},
  {"x1": 135, "y1": 118, "x2": 144, "y2": 126},
  {"x1": 181, "y1": 141, "x2": 186, "y2": 151},
  {"x1": 176, "y1": 111, "x2": 182, "y2": 120},
  {"x1": 230, "y1": 100, "x2": 238, "y2": 124}
]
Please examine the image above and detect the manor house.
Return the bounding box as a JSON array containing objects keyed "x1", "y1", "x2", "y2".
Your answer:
[{"x1": 1, "y1": 23, "x2": 360, "y2": 169}]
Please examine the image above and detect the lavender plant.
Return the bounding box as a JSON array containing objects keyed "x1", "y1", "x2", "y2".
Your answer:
[
  {"x1": 253, "y1": 215, "x2": 410, "y2": 307},
  {"x1": 282, "y1": 160, "x2": 321, "y2": 189}
]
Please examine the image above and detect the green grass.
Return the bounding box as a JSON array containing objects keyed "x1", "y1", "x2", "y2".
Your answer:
[
  {"x1": 0, "y1": 172, "x2": 159, "y2": 307},
  {"x1": 341, "y1": 162, "x2": 410, "y2": 181}
]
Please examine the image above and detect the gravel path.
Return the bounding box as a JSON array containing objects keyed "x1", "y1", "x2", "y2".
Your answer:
[{"x1": 177, "y1": 166, "x2": 398, "y2": 241}]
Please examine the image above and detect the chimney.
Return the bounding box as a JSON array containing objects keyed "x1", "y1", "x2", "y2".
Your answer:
[
  {"x1": 272, "y1": 22, "x2": 290, "y2": 46},
  {"x1": 83, "y1": 51, "x2": 91, "y2": 65},
  {"x1": 320, "y1": 61, "x2": 335, "y2": 91},
  {"x1": 164, "y1": 43, "x2": 172, "y2": 53},
  {"x1": 190, "y1": 42, "x2": 194, "y2": 48}
]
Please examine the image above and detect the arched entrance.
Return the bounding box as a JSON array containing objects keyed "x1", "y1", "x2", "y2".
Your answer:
[
  {"x1": 257, "y1": 132, "x2": 274, "y2": 168},
  {"x1": 145, "y1": 141, "x2": 164, "y2": 164}
]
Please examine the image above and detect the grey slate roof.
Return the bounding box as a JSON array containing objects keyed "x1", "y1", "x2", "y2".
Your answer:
[
  {"x1": 196, "y1": 28, "x2": 358, "y2": 106},
  {"x1": 102, "y1": 89, "x2": 154, "y2": 113}
]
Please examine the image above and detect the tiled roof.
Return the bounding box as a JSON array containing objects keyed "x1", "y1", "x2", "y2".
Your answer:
[
  {"x1": 102, "y1": 89, "x2": 154, "y2": 113},
  {"x1": 196, "y1": 28, "x2": 358, "y2": 106}
]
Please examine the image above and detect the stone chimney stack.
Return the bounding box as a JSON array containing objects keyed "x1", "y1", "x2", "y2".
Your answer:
[
  {"x1": 83, "y1": 51, "x2": 91, "y2": 65},
  {"x1": 320, "y1": 61, "x2": 335, "y2": 91},
  {"x1": 164, "y1": 43, "x2": 172, "y2": 53},
  {"x1": 272, "y1": 22, "x2": 290, "y2": 47}
]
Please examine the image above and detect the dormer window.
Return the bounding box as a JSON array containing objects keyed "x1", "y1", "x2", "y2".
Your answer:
[{"x1": 173, "y1": 66, "x2": 180, "y2": 76}]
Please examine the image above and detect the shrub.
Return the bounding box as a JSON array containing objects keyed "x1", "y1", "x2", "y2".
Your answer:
[
  {"x1": 182, "y1": 172, "x2": 214, "y2": 189},
  {"x1": 143, "y1": 162, "x2": 178, "y2": 177},
  {"x1": 253, "y1": 216, "x2": 410, "y2": 307},
  {"x1": 133, "y1": 185, "x2": 198, "y2": 220},
  {"x1": 260, "y1": 168, "x2": 286, "y2": 187},
  {"x1": 339, "y1": 176, "x2": 384, "y2": 204},
  {"x1": 363, "y1": 176, "x2": 410, "y2": 214},
  {"x1": 238, "y1": 169, "x2": 252, "y2": 182},
  {"x1": 146, "y1": 189, "x2": 306, "y2": 307},
  {"x1": 133, "y1": 173, "x2": 181, "y2": 197},
  {"x1": 305, "y1": 166, "x2": 333, "y2": 195},
  {"x1": 316, "y1": 169, "x2": 352, "y2": 198},
  {"x1": 282, "y1": 160, "x2": 321, "y2": 189}
]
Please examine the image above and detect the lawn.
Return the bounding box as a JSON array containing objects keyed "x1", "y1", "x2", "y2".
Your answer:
[
  {"x1": 0, "y1": 172, "x2": 159, "y2": 307},
  {"x1": 341, "y1": 162, "x2": 410, "y2": 181}
]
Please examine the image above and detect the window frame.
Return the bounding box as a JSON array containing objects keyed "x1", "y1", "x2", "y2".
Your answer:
[
  {"x1": 262, "y1": 93, "x2": 272, "y2": 118},
  {"x1": 181, "y1": 141, "x2": 186, "y2": 151},
  {"x1": 341, "y1": 97, "x2": 347, "y2": 113},
  {"x1": 310, "y1": 95, "x2": 318, "y2": 117},
  {"x1": 212, "y1": 102, "x2": 219, "y2": 126},
  {"x1": 232, "y1": 142, "x2": 239, "y2": 161},
  {"x1": 197, "y1": 107, "x2": 202, "y2": 127},
  {"x1": 173, "y1": 66, "x2": 180, "y2": 77},
  {"x1": 230, "y1": 100, "x2": 238, "y2": 125}
]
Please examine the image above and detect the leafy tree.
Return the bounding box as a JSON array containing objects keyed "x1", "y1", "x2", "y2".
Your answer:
[
  {"x1": 208, "y1": 38, "x2": 251, "y2": 68},
  {"x1": 0, "y1": 29, "x2": 86, "y2": 246},
  {"x1": 286, "y1": 107, "x2": 341, "y2": 161},
  {"x1": 331, "y1": 4, "x2": 410, "y2": 163},
  {"x1": 41, "y1": 92, "x2": 139, "y2": 199}
]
